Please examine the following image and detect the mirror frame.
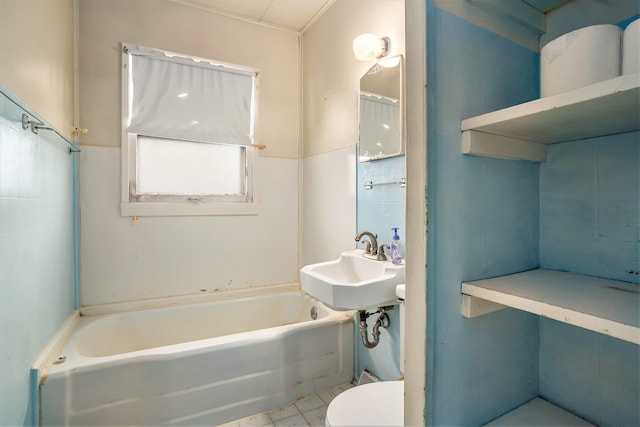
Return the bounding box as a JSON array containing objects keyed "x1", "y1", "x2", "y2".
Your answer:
[{"x1": 358, "y1": 54, "x2": 404, "y2": 162}]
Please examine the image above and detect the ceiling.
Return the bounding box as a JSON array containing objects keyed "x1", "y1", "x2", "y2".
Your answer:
[
  {"x1": 173, "y1": 0, "x2": 336, "y2": 32},
  {"x1": 172, "y1": 0, "x2": 571, "y2": 34},
  {"x1": 522, "y1": 0, "x2": 570, "y2": 13}
]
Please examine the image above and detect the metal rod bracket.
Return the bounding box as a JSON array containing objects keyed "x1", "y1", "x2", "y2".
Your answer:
[{"x1": 364, "y1": 177, "x2": 406, "y2": 190}]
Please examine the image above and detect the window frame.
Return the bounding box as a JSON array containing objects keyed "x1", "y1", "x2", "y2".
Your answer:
[{"x1": 120, "y1": 43, "x2": 260, "y2": 217}]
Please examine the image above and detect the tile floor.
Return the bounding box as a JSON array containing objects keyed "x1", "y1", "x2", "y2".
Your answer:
[{"x1": 220, "y1": 382, "x2": 354, "y2": 427}]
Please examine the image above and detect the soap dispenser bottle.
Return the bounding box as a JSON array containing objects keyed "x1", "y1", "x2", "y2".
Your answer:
[{"x1": 391, "y1": 228, "x2": 403, "y2": 265}]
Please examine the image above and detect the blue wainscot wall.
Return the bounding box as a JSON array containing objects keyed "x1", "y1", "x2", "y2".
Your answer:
[
  {"x1": 355, "y1": 152, "x2": 406, "y2": 381},
  {"x1": 539, "y1": 133, "x2": 640, "y2": 426},
  {"x1": 426, "y1": 4, "x2": 541, "y2": 425},
  {"x1": 0, "y1": 89, "x2": 77, "y2": 426}
]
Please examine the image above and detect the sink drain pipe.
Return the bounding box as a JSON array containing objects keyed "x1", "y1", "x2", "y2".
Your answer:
[{"x1": 358, "y1": 306, "x2": 392, "y2": 348}]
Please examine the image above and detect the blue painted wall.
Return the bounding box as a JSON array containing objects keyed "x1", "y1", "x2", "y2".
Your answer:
[
  {"x1": 425, "y1": 4, "x2": 640, "y2": 425},
  {"x1": 0, "y1": 91, "x2": 76, "y2": 426},
  {"x1": 357, "y1": 154, "x2": 406, "y2": 248},
  {"x1": 539, "y1": 319, "x2": 640, "y2": 426},
  {"x1": 540, "y1": 133, "x2": 639, "y2": 285},
  {"x1": 539, "y1": 134, "x2": 640, "y2": 425},
  {"x1": 426, "y1": 5, "x2": 541, "y2": 425},
  {"x1": 354, "y1": 303, "x2": 404, "y2": 381},
  {"x1": 355, "y1": 152, "x2": 405, "y2": 381}
]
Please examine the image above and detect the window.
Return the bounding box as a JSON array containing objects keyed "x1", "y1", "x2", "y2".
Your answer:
[{"x1": 121, "y1": 43, "x2": 259, "y2": 216}]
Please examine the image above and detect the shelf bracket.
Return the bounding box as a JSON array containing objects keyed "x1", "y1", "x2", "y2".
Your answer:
[
  {"x1": 461, "y1": 130, "x2": 547, "y2": 162},
  {"x1": 461, "y1": 294, "x2": 507, "y2": 318}
]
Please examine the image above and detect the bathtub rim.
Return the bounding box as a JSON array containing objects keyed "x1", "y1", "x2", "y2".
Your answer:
[
  {"x1": 36, "y1": 284, "x2": 355, "y2": 380},
  {"x1": 80, "y1": 282, "x2": 302, "y2": 317},
  {"x1": 49, "y1": 312, "x2": 354, "y2": 377},
  {"x1": 69, "y1": 291, "x2": 348, "y2": 360}
]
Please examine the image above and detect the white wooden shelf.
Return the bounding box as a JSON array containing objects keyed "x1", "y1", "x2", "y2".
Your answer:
[
  {"x1": 484, "y1": 398, "x2": 594, "y2": 426},
  {"x1": 461, "y1": 269, "x2": 640, "y2": 345},
  {"x1": 461, "y1": 73, "x2": 640, "y2": 162}
]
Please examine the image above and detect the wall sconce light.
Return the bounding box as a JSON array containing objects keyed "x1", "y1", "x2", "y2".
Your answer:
[{"x1": 352, "y1": 33, "x2": 390, "y2": 61}]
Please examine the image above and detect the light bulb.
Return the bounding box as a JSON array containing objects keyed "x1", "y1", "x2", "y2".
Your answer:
[{"x1": 353, "y1": 34, "x2": 389, "y2": 61}]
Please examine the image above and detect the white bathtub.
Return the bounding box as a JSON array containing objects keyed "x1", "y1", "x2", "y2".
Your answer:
[{"x1": 40, "y1": 290, "x2": 354, "y2": 426}]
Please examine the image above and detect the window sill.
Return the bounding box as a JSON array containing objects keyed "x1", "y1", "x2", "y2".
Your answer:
[{"x1": 120, "y1": 201, "x2": 260, "y2": 217}]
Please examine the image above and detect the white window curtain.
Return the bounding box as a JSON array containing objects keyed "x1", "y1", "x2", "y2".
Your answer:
[
  {"x1": 126, "y1": 44, "x2": 256, "y2": 146},
  {"x1": 359, "y1": 92, "x2": 401, "y2": 159}
]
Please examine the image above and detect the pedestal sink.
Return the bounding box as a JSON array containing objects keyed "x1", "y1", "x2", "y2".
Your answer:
[{"x1": 300, "y1": 250, "x2": 405, "y2": 310}]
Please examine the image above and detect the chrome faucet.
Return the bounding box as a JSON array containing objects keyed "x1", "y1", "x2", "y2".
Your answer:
[{"x1": 355, "y1": 231, "x2": 378, "y2": 255}]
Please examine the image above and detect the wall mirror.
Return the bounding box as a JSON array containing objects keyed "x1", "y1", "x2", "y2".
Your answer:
[{"x1": 358, "y1": 55, "x2": 404, "y2": 162}]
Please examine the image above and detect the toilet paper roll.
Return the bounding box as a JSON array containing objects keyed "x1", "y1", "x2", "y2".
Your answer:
[
  {"x1": 541, "y1": 24, "x2": 622, "y2": 97},
  {"x1": 623, "y1": 18, "x2": 639, "y2": 75}
]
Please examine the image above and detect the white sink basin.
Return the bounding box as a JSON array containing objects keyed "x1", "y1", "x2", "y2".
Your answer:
[{"x1": 300, "y1": 250, "x2": 405, "y2": 310}]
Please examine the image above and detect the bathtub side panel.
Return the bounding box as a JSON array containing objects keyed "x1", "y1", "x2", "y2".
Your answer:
[
  {"x1": 41, "y1": 315, "x2": 354, "y2": 426},
  {"x1": 40, "y1": 373, "x2": 69, "y2": 426}
]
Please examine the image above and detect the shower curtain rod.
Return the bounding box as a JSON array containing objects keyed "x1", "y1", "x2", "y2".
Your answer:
[{"x1": 0, "y1": 86, "x2": 81, "y2": 154}]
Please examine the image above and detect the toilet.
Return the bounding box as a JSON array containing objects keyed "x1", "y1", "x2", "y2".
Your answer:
[{"x1": 325, "y1": 284, "x2": 406, "y2": 427}]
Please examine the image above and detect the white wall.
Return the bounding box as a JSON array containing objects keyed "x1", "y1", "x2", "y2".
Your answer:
[
  {"x1": 301, "y1": 0, "x2": 405, "y2": 265},
  {"x1": 303, "y1": 0, "x2": 405, "y2": 158},
  {"x1": 0, "y1": 0, "x2": 74, "y2": 140},
  {"x1": 78, "y1": 0, "x2": 301, "y2": 305},
  {"x1": 79, "y1": 0, "x2": 300, "y2": 158},
  {"x1": 302, "y1": 146, "x2": 357, "y2": 265},
  {"x1": 80, "y1": 146, "x2": 298, "y2": 304}
]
